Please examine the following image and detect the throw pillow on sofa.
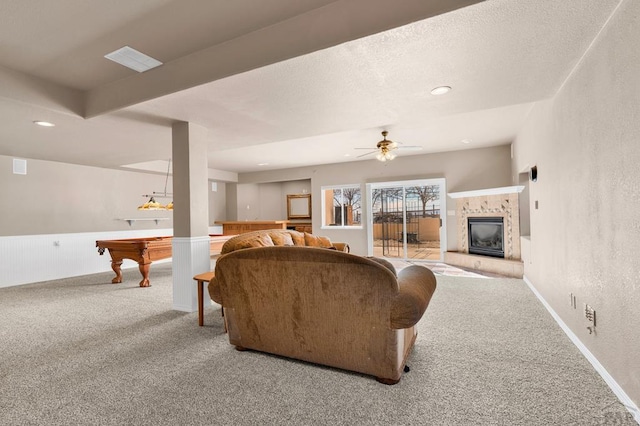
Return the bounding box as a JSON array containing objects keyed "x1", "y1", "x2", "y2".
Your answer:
[
  {"x1": 289, "y1": 231, "x2": 306, "y2": 246},
  {"x1": 269, "y1": 232, "x2": 295, "y2": 246},
  {"x1": 234, "y1": 233, "x2": 275, "y2": 250},
  {"x1": 304, "y1": 232, "x2": 333, "y2": 248}
]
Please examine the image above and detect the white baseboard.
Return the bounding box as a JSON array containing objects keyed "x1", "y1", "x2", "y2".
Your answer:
[{"x1": 523, "y1": 276, "x2": 640, "y2": 424}]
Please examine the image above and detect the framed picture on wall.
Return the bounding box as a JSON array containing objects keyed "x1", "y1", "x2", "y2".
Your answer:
[{"x1": 287, "y1": 194, "x2": 311, "y2": 219}]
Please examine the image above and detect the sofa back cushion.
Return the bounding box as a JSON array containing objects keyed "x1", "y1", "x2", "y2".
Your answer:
[
  {"x1": 221, "y1": 229, "x2": 337, "y2": 254},
  {"x1": 214, "y1": 246, "x2": 400, "y2": 377}
]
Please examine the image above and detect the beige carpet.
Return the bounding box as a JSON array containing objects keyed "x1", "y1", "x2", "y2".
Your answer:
[{"x1": 0, "y1": 262, "x2": 635, "y2": 425}]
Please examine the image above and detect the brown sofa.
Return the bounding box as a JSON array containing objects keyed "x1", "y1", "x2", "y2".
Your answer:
[
  {"x1": 209, "y1": 230, "x2": 436, "y2": 384},
  {"x1": 219, "y1": 229, "x2": 350, "y2": 254}
]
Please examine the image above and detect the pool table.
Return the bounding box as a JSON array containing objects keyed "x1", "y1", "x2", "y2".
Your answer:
[{"x1": 96, "y1": 235, "x2": 231, "y2": 287}]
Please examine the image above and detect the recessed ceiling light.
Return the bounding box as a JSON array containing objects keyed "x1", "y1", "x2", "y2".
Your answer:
[
  {"x1": 462, "y1": 139, "x2": 472, "y2": 144},
  {"x1": 344, "y1": 154, "x2": 351, "y2": 157},
  {"x1": 104, "y1": 46, "x2": 163, "y2": 73},
  {"x1": 33, "y1": 121, "x2": 55, "y2": 127},
  {"x1": 430, "y1": 86, "x2": 451, "y2": 95},
  {"x1": 257, "y1": 162, "x2": 269, "y2": 166}
]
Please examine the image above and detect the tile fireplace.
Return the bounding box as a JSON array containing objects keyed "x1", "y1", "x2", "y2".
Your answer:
[{"x1": 445, "y1": 186, "x2": 525, "y2": 278}]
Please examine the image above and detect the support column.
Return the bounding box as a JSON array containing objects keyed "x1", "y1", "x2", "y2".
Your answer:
[{"x1": 171, "y1": 121, "x2": 211, "y2": 312}]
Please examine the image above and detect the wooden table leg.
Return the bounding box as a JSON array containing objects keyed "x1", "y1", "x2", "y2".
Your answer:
[
  {"x1": 193, "y1": 272, "x2": 215, "y2": 327},
  {"x1": 138, "y1": 262, "x2": 151, "y2": 287},
  {"x1": 110, "y1": 260, "x2": 123, "y2": 283},
  {"x1": 197, "y1": 279, "x2": 204, "y2": 326}
]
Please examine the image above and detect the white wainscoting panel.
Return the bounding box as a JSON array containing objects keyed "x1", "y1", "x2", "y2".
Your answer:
[
  {"x1": 171, "y1": 236, "x2": 212, "y2": 312},
  {"x1": 0, "y1": 229, "x2": 173, "y2": 288}
]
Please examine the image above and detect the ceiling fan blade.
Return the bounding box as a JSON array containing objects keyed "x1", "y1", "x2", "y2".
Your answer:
[
  {"x1": 354, "y1": 147, "x2": 376, "y2": 150},
  {"x1": 396, "y1": 146, "x2": 423, "y2": 151},
  {"x1": 356, "y1": 151, "x2": 376, "y2": 158}
]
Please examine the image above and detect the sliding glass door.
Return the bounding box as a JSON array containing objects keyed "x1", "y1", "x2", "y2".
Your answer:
[{"x1": 367, "y1": 179, "x2": 446, "y2": 261}]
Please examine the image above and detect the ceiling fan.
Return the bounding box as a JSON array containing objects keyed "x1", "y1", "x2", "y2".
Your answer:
[{"x1": 355, "y1": 131, "x2": 422, "y2": 162}]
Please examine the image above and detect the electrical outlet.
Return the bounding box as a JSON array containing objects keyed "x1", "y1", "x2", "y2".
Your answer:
[{"x1": 584, "y1": 304, "x2": 596, "y2": 326}]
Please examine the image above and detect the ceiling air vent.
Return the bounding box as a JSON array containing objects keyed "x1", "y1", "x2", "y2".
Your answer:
[{"x1": 104, "y1": 46, "x2": 162, "y2": 73}]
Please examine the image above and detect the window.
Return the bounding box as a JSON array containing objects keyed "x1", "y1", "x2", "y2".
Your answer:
[{"x1": 321, "y1": 185, "x2": 362, "y2": 228}]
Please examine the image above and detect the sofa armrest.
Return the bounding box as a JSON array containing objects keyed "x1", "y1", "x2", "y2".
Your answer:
[
  {"x1": 390, "y1": 265, "x2": 437, "y2": 329},
  {"x1": 208, "y1": 278, "x2": 222, "y2": 305},
  {"x1": 332, "y1": 242, "x2": 350, "y2": 253}
]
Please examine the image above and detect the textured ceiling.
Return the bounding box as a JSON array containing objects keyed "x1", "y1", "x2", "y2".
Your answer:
[{"x1": 0, "y1": 0, "x2": 623, "y2": 175}]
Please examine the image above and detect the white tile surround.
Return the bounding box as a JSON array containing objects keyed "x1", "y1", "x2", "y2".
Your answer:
[{"x1": 445, "y1": 186, "x2": 525, "y2": 277}]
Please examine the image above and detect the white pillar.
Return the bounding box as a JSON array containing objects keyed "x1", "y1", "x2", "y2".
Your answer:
[
  {"x1": 172, "y1": 236, "x2": 211, "y2": 311},
  {"x1": 171, "y1": 121, "x2": 211, "y2": 312}
]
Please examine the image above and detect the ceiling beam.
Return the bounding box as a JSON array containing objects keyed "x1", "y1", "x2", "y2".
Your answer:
[
  {"x1": 84, "y1": 0, "x2": 484, "y2": 118},
  {"x1": 0, "y1": 65, "x2": 84, "y2": 116}
]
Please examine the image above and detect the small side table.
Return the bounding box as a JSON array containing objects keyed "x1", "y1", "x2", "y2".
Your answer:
[{"x1": 193, "y1": 271, "x2": 215, "y2": 326}]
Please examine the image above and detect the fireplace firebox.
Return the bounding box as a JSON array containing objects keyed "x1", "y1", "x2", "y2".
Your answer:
[{"x1": 468, "y1": 217, "x2": 504, "y2": 258}]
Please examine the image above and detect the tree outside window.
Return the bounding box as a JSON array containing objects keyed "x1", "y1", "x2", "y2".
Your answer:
[{"x1": 322, "y1": 185, "x2": 362, "y2": 227}]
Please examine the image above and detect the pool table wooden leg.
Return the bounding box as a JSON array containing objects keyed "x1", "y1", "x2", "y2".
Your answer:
[
  {"x1": 139, "y1": 262, "x2": 151, "y2": 287},
  {"x1": 111, "y1": 260, "x2": 123, "y2": 284}
]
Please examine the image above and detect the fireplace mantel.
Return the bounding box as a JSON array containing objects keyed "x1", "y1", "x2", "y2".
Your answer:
[{"x1": 448, "y1": 185, "x2": 524, "y2": 199}]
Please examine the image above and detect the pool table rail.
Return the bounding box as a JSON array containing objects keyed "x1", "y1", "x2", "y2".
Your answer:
[{"x1": 96, "y1": 235, "x2": 230, "y2": 287}]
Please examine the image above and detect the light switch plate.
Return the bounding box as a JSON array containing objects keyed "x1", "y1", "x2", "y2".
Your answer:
[{"x1": 13, "y1": 158, "x2": 27, "y2": 175}]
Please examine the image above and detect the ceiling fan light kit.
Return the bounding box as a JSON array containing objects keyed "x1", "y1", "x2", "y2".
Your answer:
[
  {"x1": 356, "y1": 130, "x2": 422, "y2": 162},
  {"x1": 376, "y1": 151, "x2": 396, "y2": 162}
]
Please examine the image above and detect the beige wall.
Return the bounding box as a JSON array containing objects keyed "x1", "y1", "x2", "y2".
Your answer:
[
  {"x1": 239, "y1": 145, "x2": 512, "y2": 255},
  {"x1": 2, "y1": 144, "x2": 510, "y2": 243},
  {"x1": 0, "y1": 155, "x2": 175, "y2": 236},
  {"x1": 258, "y1": 182, "x2": 283, "y2": 219},
  {"x1": 512, "y1": 0, "x2": 640, "y2": 407},
  {"x1": 1, "y1": 155, "x2": 230, "y2": 235},
  {"x1": 208, "y1": 181, "x2": 227, "y2": 224},
  {"x1": 225, "y1": 183, "x2": 238, "y2": 221},
  {"x1": 232, "y1": 179, "x2": 311, "y2": 221}
]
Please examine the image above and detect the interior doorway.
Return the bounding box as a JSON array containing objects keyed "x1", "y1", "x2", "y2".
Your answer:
[{"x1": 366, "y1": 179, "x2": 446, "y2": 261}]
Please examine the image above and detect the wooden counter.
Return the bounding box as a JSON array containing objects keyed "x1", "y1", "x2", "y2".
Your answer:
[
  {"x1": 285, "y1": 222, "x2": 312, "y2": 233},
  {"x1": 215, "y1": 220, "x2": 313, "y2": 235},
  {"x1": 215, "y1": 221, "x2": 288, "y2": 235}
]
